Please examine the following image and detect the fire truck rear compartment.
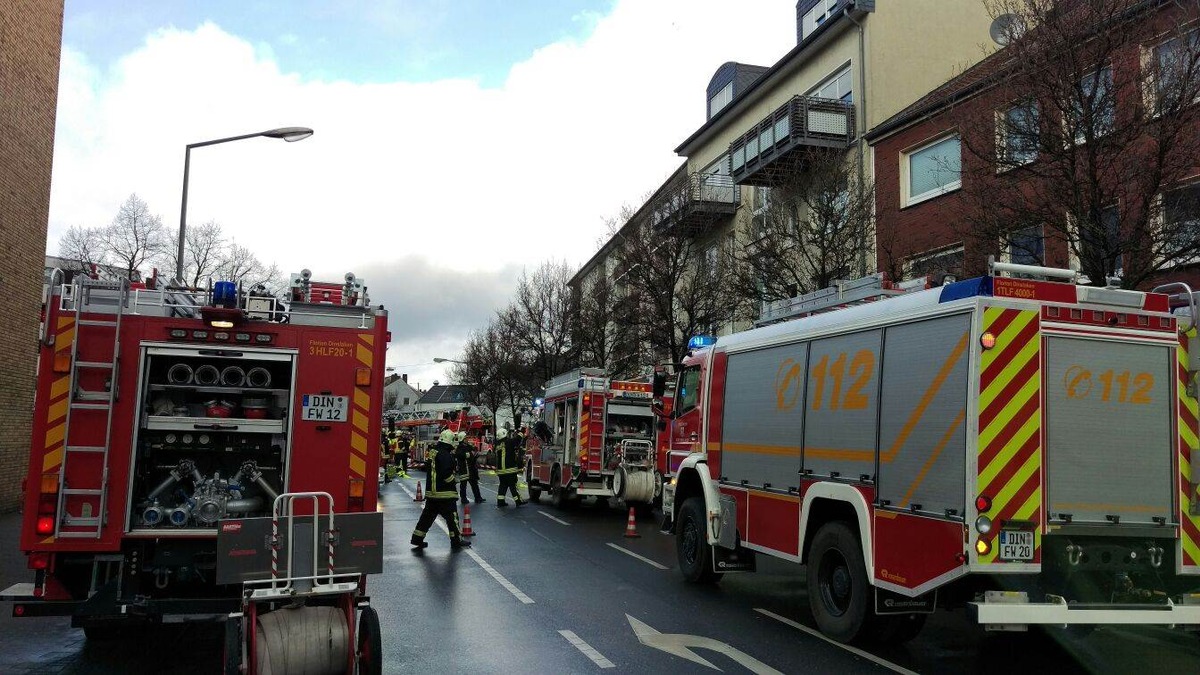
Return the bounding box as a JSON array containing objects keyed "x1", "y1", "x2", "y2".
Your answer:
[
  {"x1": 127, "y1": 346, "x2": 294, "y2": 531},
  {"x1": 1042, "y1": 336, "x2": 1174, "y2": 528}
]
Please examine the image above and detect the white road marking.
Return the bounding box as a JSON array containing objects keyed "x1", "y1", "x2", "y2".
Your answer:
[
  {"x1": 558, "y1": 630, "x2": 616, "y2": 669},
  {"x1": 627, "y1": 614, "x2": 782, "y2": 674},
  {"x1": 753, "y1": 608, "x2": 920, "y2": 675},
  {"x1": 537, "y1": 510, "x2": 571, "y2": 526},
  {"x1": 606, "y1": 543, "x2": 669, "y2": 570},
  {"x1": 399, "y1": 483, "x2": 535, "y2": 605},
  {"x1": 467, "y1": 549, "x2": 535, "y2": 604},
  {"x1": 529, "y1": 528, "x2": 553, "y2": 543}
]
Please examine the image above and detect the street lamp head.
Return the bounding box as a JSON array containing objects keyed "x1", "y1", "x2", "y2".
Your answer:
[
  {"x1": 433, "y1": 357, "x2": 459, "y2": 364},
  {"x1": 262, "y1": 126, "x2": 314, "y2": 142}
]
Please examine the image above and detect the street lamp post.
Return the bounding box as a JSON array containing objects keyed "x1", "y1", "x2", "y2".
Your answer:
[{"x1": 175, "y1": 126, "x2": 314, "y2": 283}]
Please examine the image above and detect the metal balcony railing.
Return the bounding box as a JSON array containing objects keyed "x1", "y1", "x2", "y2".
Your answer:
[
  {"x1": 649, "y1": 172, "x2": 740, "y2": 234},
  {"x1": 729, "y1": 95, "x2": 855, "y2": 187}
]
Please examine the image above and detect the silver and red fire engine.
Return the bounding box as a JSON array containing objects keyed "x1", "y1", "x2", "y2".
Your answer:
[{"x1": 659, "y1": 263, "x2": 1200, "y2": 643}]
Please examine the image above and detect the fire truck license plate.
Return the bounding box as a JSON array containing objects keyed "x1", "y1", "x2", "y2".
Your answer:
[
  {"x1": 998, "y1": 530, "x2": 1034, "y2": 561},
  {"x1": 302, "y1": 394, "x2": 348, "y2": 422}
]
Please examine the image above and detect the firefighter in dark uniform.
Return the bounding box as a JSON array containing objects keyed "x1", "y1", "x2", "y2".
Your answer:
[
  {"x1": 396, "y1": 431, "x2": 411, "y2": 477},
  {"x1": 495, "y1": 427, "x2": 524, "y2": 507},
  {"x1": 410, "y1": 429, "x2": 471, "y2": 549},
  {"x1": 455, "y1": 431, "x2": 485, "y2": 503}
]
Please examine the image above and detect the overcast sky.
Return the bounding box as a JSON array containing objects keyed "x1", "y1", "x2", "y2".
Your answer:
[{"x1": 50, "y1": 0, "x2": 795, "y2": 389}]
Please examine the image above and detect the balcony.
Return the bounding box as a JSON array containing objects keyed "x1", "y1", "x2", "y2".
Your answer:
[
  {"x1": 729, "y1": 95, "x2": 855, "y2": 187},
  {"x1": 649, "y1": 172, "x2": 740, "y2": 235}
]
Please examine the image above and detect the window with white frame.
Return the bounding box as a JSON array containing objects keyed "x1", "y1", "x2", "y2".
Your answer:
[
  {"x1": 810, "y1": 66, "x2": 853, "y2": 103},
  {"x1": 1006, "y1": 225, "x2": 1044, "y2": 266},
  {"x1": 709, "y1": 82, "x2": 733, "y2": 119},
  {"x1": 1152, "y1": 29, "x2": 1200, "y2": 113},
  {"x1": 1072, "y1": 67, "x2": 1115, "y2": 144},
  {"x1": 904, "y1": 245, "x2": 964, "y2": 286},
  {"x1": 998, "y1": 101, "x2": 1039, "y2": 167},
  {"x1": 904, "y1": 134, "x2": 961, "y2": 205},
  {"x1": 1161, "y1": 182, "x2": 1200, "y2": 265},
  {"x1": 802, "y1": 0, "x2": 839, "y2": 40}
]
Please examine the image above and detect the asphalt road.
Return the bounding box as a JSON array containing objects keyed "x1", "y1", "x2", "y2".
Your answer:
[{"x1": 3, "y1": 473, "x2": 1200, "y2": 673}]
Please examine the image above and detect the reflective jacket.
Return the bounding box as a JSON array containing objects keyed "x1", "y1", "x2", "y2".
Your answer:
[
  {"x1": 496, "y1": 435, "x2": 521, "y2": 475},
  {"x1": 456, "y1": 441, "x2": 479, "y2": 481},
  {"x1": 427, "y1": 442, "x2": 459, "y2": 499}
]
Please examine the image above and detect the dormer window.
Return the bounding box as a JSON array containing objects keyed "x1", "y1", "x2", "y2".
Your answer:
[
  {"x1": 802, "y1": 0, "x2": 839, "y2": 40},
  {"x1": 709, "y1": 82, "x2": 733, "y2": 119}
]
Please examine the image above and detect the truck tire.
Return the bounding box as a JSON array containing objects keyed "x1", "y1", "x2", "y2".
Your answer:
[
  {"x1": 526, "y1": 462, "x2": 541, "y2": 503},
  {"x1": 550, "y1": 468, "x2": 566, "y2": 509},
  {"x1": 677, "y1": 497, "x2": 722, "y2": 584},
  {"x1": 807, "y1": 521, "x2": 869, "y2": 644},
  {"x1": 223, "y1": 614, "x2": 242, "y2": 675},
  {"x1": 357, "y1": 605, "x2": 383, "y2": 675}
]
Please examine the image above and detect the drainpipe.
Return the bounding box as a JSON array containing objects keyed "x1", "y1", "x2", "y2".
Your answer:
[{"x1": 843, "y1": 4, "x2": 869, "y2": 276}]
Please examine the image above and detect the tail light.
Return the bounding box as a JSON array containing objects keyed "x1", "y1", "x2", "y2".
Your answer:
[
  {"x1": 28, "y1": 552, "x2": 50, "y2": 570},
  {"x1": 976, "y1": 539, "x2": 991, "y2": 555},
  {"x1": 348, "y1": 478, "x2": 365, "y2": 511},
  {"x1": 36, "y1": 473, "x2": 59, "y2": 535},
  {"x1": 52, "y1": 352, "x2": 71, "y2": 374},
  {"x1": 355, "y1": 367, "x2": 371, "y2": 386}
]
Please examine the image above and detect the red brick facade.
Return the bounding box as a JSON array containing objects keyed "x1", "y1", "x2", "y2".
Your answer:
[
  {"x1": 871, "y1": 2, "x2": 1200, "y2": 292},
  {"x1": 0, "y1": 1, "x2": 65, "y2": 511}
]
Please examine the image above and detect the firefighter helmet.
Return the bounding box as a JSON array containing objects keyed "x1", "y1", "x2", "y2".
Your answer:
[{"x1": 438, "y1": 429, "x2": 456, "y2": 445}]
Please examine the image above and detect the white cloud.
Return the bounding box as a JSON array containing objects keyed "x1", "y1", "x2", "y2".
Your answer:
[{"x1": 48, "y1": 0, "x2": 795, "y2": 376}]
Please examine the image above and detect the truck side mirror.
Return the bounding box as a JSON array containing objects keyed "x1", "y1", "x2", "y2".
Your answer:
[{"x1": 652, "y1": 372, "x2": 667, "y2": 398}]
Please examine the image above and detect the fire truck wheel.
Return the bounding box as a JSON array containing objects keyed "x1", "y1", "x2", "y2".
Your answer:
[
  {"x1": 222, "y1": 614, "x2": 242, "y2": 675},
  {"x1": 677, "y1": 497, "x2": 722, "y2": 584},
  {"x1": 526, "y1": 464, "x2": 542, "y2": 502},
  {"x1": 807, "y1": 521, "x2": 869, "y2": 643},
  {"x1": 550, "y1": 469, "x2": 568, "y2": 509},
  {"x1": 357, "y1": 605, "x2": 382, "y2": 675}
]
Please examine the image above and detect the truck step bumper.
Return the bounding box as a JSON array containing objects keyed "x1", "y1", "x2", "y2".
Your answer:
[{"x1": 970, "y1": 591, "x2": 1200, "y2": 627}]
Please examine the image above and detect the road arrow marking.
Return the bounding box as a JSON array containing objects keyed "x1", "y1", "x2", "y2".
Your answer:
[{"x1": 626, "y1": 614, "x2": 783, "y2": 674}]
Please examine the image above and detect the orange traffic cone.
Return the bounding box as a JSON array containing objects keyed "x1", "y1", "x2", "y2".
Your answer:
[
  {"x1": 623, "y1": 506, "x2": 640, "y2": 538},
  {"x1": 461, "y1": 504, "x2": 475, "y2": 537},
  {"x1": 413, "y1": 481, "x2": 424, "y2": 502}
]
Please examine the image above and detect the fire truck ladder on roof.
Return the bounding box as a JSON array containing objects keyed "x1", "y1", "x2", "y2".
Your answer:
[
  {"x1": 56, "y1": 277, "x2": 129, "y2": 539},
  {"x1": 754, "y1": 273, "x2": 930, "y2": 327}
]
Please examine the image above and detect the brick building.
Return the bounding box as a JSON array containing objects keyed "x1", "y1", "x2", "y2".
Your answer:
[
  {"x1": 0, "y1": 1, "x2": 65, "y2": 510},
  {"x1": 868, "y1": 0, "x2": 1200, "y2": 291}
]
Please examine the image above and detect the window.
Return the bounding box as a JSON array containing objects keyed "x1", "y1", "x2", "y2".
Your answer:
[
  {"x1": 709, "y1": 82, "x2": 733, "y2": 119},
  {"x1": 999, "y1": 101, "x2": 1039, "y2": 167},
  {"x1": 802, "y1": 0, "x2": 839, "y2": 40},
  {"x1": 905, "y1": 245, "x2": 964, "y2": 286},
  {"x1": 703, "y1": 243, "x2": 719, "y2": 279},
  {"x1": 904, "y1": 134, "x2": 961, "y2": 205},
  {"x1": 1006, "y1": 225, "x2": 1044, "y2": 266},
  {"x1": 1077, "y1": 206, "x2": 1123, "y2": 278},
  {"x1": 1072, "y1": 67, "x2": 1114, "y2": 144},
  {"x1": 1161, "y1": 182, "x2": 1200, "y2": 264},
  {"x1": 810, "y1": 66, "x2": 853, "y2": 103},
  {"x1": 1152, "y1": 30, "x2": 1200, "y2": 113},
  {"x1": 674, "y1": 367, "x2": 701, "y2": 416},
  {"x1": 403, "y1": 397, "x2": 410, "y2": 405}
]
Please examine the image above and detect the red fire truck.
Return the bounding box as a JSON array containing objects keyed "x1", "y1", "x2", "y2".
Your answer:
[
  {"x1": 525, "y1": 368, "x2": 662, "y2": 514},
  {"x1": 3, "y1": 270, "x2": 388, "y2": 673},
  {"x1": 659, "y1": 263, "x2": 1200, "y2": 643}
]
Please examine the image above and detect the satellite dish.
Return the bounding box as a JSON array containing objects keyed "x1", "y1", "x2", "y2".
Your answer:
[{"x1": 989, "y1": 13, "x2": 1025, "y2": 46}]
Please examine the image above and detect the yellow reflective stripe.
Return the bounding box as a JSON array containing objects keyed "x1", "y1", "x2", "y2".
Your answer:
[
  {"x1": 980, "y1": 333, "x2": 1039, "y2": 408},
  {"x1": 977, "y1": 375, "x2": 1039, "y2": 451},
  {"x1": 979, "y1": 413, "x2": 1039, "y2": 491}
]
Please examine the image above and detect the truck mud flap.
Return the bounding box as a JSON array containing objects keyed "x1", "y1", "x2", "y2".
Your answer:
[
  {"x1": 713, "y1": 545, "x2": 756, "y2": 573},
  {"x1": 875, "y1": 587, "x2": 936, "y2": 615}
]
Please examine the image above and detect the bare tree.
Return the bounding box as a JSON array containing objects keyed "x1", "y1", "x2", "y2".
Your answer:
[
  {"x1": 217, "y1": 242, "x2": 282, "y2": 291},
  {"x1": 57, "y1": 225, "x2": 108, "y2": 276},
  {"x1": 613, "y1": 212, "x2": 739, "y2": 366},
  {"x1": 452, "y1": 319, "x2": 540, "y2": 428},
  {"x1": 728, "y1": 150, "x2": 876, "y2": 309},
  {"x1": 181, "y1": 220, "x2": 226, "y2": 288},
  {"x1": 502, "y1": 261, "x2": 577, "y2": 384},
  {"x1": 102, "y1": 194, "x2": 169, "y2": 281},
  {"x1": 574, "y1": 271, "x2": 622, "y2": 374},
  {"x1": 955, "y1": 0, "x2": 1200, "y2": 287}
]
